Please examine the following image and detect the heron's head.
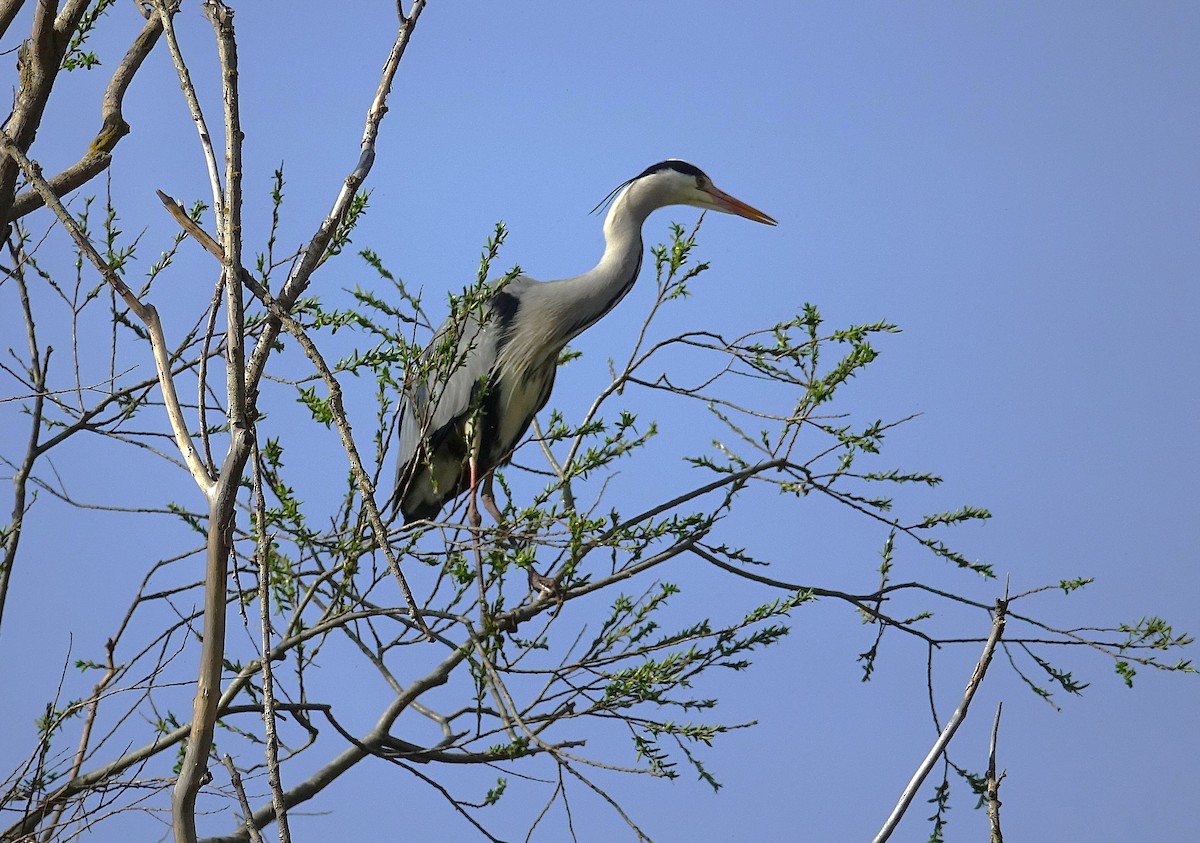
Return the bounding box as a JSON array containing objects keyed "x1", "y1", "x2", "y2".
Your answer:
[{"x1": 595, "y1": 160, "x2": 777, "y2": 226}]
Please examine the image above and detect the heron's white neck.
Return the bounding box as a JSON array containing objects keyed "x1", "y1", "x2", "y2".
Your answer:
[
  {"x1": 494, "y1": 180, "x2": 675, "y2": 388},
  {"x1": 545, "y1": 182, "x2": 661, "y2": 346}
]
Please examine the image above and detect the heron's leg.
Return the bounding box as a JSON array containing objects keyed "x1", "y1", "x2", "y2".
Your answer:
[
  {"x1": 467, "y1": 452, "x2": 482, "y2": 530},
  {"x1": 481, "y1": 473, "x2": 505, "y2": 525},
  {"x1": 464, "y1": 416, "x2": 484, "y2": 530},
  {"x1": 466, "y1": 435, "x2": 489, "y2": 621}
]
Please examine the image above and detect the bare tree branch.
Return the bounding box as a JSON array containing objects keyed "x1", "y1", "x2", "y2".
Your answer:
[
  {"x1": 0, "y1": 0, "x2": 28, "y2": 42},
  {"x1": 0, "y1": 0, "x2": 88, "y2": 225},
  {"x1": 154, "y1": 189, "x2": 431, "y2": 636},
  {"x1": 220, "y1": 755, "x2": 264, "y2": 843},
  {"x1": 251, "y1": 440, "x2": 290, "y2": 842},
  {"x1": 198, "y1": 645, "x2": 468, "y2": 843}
]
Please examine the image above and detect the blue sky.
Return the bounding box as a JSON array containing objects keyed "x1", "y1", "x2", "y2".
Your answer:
[{"x1": 1, "y1": 2, "x2": 1197, "y2": 840}]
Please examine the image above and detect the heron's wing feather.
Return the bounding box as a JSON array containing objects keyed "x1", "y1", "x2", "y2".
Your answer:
[
  {"x1": 395, "y1": 275, "x2": 539, "y2": 487},
  {"x1": 396, "y1": 310, "x2": 497, "y2": 470}
]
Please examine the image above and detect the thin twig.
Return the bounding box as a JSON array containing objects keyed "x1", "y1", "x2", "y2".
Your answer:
[
  {"x1": 39, "y1": 634, "x2": 116, "y2": 837},
  {"x1": 531, "y1": 417, "x2": 575, "y2": 511},
  {"x1": 0, "y1": 247, "x2": 47, "y2": 636},
  {"x1": 220, "y1": 755, "x2": 264, "y2": 843}
]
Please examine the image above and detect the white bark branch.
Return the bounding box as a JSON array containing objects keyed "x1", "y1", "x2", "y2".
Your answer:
[
  {"x1": 987, "y1": 701, "x2": 1005, "y2": 843},
  {"x1": 154, "y1": 0, "x2": 227, "y2": 234},
  {"x1": 873, "y1": 598, "x2": 1008, "y2": 843},
  {"x1": 172, "y1": 4, "x2": 254, "y2": 841}
]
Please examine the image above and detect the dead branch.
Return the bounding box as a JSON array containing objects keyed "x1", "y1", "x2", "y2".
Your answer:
[
  {"x1": 873, "y1": 598, "x2": 1008, "y2": 843},
  {"x1": 251, "y1": 440, "x2": 290, "y2": 842},
  {"x1": 220, "y1": 755, "x2": 264, "y2": 843},
  {"x1": 987, "y1": 702, "x2": 1005, "y2": 843}
]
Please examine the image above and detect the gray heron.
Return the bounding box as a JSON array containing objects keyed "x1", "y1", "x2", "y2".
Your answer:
[{"x1": 394, "y1": 159, "x2": 776, "y2": 524}]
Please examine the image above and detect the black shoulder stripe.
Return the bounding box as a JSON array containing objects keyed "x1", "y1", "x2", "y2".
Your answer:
[{"x1": 490, "y1": 290, "x2": 520, "y2": 325}]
